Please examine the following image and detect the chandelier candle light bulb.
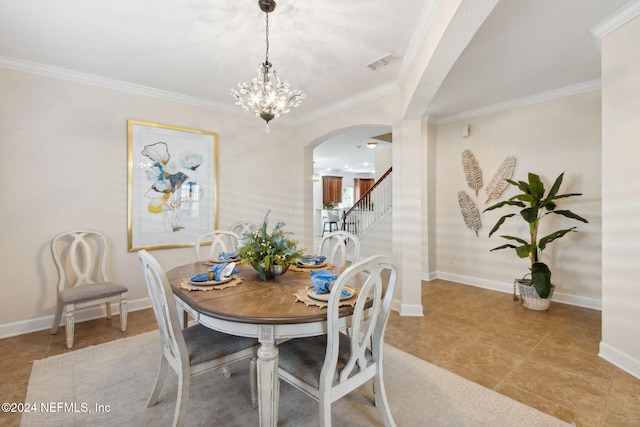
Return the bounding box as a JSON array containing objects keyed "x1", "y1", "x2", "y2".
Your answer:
[{"x1": 232, "y1": 0, "x2": 304, "y2": 132}]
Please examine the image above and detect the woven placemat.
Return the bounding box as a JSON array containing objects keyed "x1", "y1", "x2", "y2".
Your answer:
[
  {"x1": 293, "y1": 286, "x2": 359, "y2": 308},
  {"x1": 177, "y1": 275, "x2": 244, "y2": 292}
]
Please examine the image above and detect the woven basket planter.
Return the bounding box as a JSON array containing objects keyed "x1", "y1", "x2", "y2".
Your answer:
[{"x1": 514, "y1": 278, "x2": 555, "y2": 311}]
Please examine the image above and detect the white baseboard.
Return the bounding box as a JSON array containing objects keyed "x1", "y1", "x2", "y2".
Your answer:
[
  {"x1": 390, "y1": 298, "x2": 424, "y2": 316},
  {"x1": 0, "y1": 297, "x2": 151, "y2": 340},
  {"x1": 434, "y1": 272, "x2": 602, "y2": 310},
  {"x1": 397, "y1": 302, "x2": 423, "y2": 317},
  {"x1": 599, "y1": 342, "x2": 640, "y2": 380}
]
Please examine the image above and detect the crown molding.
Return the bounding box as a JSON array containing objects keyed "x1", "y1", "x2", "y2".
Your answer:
[
  {"x1": 591, "y1": 0, "x2": 640, "y2": 39},
  {"x1": 294, "y1": 81, "x2": 400, "y2": 125},
  {"x1": 0, "y1": 56, "x2": 240, "y2": 115},
  {"x1": 430, "y1": 80, "x2": 601, "y2": 124}
]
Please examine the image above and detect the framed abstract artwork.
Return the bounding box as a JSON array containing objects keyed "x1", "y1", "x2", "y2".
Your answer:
[{"x1": 127, "y1": 120, "x2": 218, "y2": 251}]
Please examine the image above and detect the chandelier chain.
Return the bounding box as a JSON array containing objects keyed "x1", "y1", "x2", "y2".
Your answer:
[{"x1": 265, "y1": 12, "x2": 270, "y2": 65}]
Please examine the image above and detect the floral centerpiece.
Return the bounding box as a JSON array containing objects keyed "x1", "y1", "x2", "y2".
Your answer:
[{"x1": 237, "y1": 210, "x2": 305, "y2": 280}]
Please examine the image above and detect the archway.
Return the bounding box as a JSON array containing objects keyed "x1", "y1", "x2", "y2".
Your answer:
[{"x1": 306, "y1": 124, "x2": 392, "y2": 251}]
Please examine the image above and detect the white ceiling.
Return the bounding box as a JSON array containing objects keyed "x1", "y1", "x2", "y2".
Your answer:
[{"x1": 0, "y1": 0, "x2": 631, "y2": 173}]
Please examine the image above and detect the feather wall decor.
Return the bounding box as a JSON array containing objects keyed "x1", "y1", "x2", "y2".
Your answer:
[
  {"x1": 461, "y1": 149, "x2": 483, "y2": 196},
  {"x1": 485, "y1": 156, "x2": 516, "y2": 203},
  {"x1": 457, "y1": 191, "x2": 482, "y2": 236}
]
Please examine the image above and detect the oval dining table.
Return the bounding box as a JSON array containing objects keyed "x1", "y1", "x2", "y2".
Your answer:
[{"x1": 166, "y1": 261, "x2": 359, "y2": 427}]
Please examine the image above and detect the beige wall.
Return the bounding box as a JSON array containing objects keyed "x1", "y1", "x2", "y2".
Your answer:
[
  {"x1": 434, "y1": 91, "x2": 602, "y2": 307},
  {"x1": 600, "y1": 15, "x2": 640, "y2": 377},
  {"x1": 0, "y1": 68, "x2": 303, "y2": 332}
]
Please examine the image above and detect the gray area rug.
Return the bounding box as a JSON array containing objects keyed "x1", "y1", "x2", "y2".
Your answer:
[{"x1": 22, "y1": 331, "x2": 570, "y2": 426}]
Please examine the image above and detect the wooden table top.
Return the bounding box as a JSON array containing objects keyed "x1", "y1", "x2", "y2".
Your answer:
[{"x1": 167, "y1": 262, "x2": 358, "y2": 325}]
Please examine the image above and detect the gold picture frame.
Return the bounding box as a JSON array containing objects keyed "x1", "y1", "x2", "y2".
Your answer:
[{"x1": 127, "y1": 120, "x2": 218, "y2": 251}]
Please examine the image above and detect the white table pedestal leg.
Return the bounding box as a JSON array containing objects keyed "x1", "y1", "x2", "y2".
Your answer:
[{"x1": 257, "y1": 325, "x2": 279, "y2": 427}]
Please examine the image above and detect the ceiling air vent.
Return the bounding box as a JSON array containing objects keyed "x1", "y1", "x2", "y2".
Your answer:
[{"x1": 366, "y1": 53, "x2": 401, "y2": 71}]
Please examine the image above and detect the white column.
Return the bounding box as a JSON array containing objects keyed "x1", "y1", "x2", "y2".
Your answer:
[{"x1": 392, "y1": 119, "x2": 424, "y2": 316}]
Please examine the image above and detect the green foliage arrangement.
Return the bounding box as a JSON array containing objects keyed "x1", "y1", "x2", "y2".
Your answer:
[
  {"x1": 237, "y1": 210, "x2": 305, "y2": 280},
  {"x1": 484, "y1": 172, "x2": 588, "y2": 299}
]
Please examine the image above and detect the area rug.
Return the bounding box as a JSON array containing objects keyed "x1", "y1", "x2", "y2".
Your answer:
[{"x1": 22, "y1": 331, "x2": 570, "y2": 426}]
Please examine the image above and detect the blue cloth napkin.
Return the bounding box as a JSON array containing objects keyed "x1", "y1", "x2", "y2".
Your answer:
[
  {"x1": 190, "y1": 263, "x2": 238, "y2": 282},
  {"x1": 218, "y1": 252, "x2": 237, "y2": 260},
  {"x1": 310, "y1": 270, "x2": 350, "y2": 297}
]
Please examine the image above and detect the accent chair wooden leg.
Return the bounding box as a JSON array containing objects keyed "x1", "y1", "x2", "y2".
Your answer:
[
  {"x1": 120, "y1": 297, "x2": 128, "y2": 332},
  {"x1": 105, "y1": 301, "x2": 112, "y2": 319},
  {"x1": 64, "y1": 304, "x2": 75, "y2": 349}
]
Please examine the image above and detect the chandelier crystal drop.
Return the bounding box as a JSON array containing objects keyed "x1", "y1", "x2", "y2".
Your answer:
[{"x1": 231, "y1": 0, "x2": 304, "y2": 133}]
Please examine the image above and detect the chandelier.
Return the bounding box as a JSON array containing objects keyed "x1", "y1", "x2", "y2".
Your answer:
[{"x1": 232, "y1": 0, "x2": 304, "y2": 133}]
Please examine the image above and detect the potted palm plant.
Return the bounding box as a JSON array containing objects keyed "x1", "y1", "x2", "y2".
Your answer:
[{"x1": 484, "y1": 172, "x2": 588, "y2": 310}]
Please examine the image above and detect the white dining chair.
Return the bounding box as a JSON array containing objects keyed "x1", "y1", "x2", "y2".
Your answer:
[
  {"x1": 277, "y1": 255, "x2": 398, "y2": 427},
  {"x1": 138, "y1": 250, "x2": 258, "y2": 427},
  {"x1": 50, "y1": 229, "x2": 128, "y2": 349},
  {"x1": 228, "y1": 221, "x2": 260, "y2": 247},
  {"x1": 229, "y1": 221, "x2": 260, "y2": 237},
  {"x1": 194, "y1": 230, "x2": 240, "y2": 262},
  {"x1": 318, "y1": 230, "x2": 360, "y2": 267}
]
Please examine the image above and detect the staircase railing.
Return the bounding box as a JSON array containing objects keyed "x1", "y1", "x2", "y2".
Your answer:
[{"x1": 342, "y1": 167, "x2": 392, "y2": 237}]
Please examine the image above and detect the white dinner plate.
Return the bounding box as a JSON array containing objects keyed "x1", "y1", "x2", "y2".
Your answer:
[
  {"x1": 306, "y1": 286, "x2": 355, "y2": 302},
  {"x1": 296, "y1": 261, "x2": 327, "y2": 269},
  {"x1": 208, "y1": 257, "x2": 240, "y2": 264}
]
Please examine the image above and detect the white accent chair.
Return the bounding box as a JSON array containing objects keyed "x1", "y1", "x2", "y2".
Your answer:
[
  {"x1": 318, "y1": 230, "x2": 360, "y2": 267},
  {"x1": 50, "y1": 230, "x2": 128, "y2": 349},
  {"x1": 277, "y1": 255, "x2": 398, "y2": 426},
  {"x1": 194, "y1": 230, "x2": 240, "y2": 262},
  {"x1": 138, "y1": 250, "x2": 258, "y2": 427}
]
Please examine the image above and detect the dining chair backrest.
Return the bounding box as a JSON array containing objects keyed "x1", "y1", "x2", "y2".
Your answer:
[
  {"x1": 325, "y1": 255, "x2": 397, "y2": 388},
  {"x1": 318, "y1": 230, "x2": 360, "y2": 267},
  {"x1": 194, "y1": 230, "x2": 240, "y2": 262},
  {"x1": 228, "y1": 221, "x2": 260, "y2": 247},
  {"x1": 327, "y1": 211, "x2": 340, "y2": 223},
  {"x1": 138, "y1": 250, "x2": 187, "y2": 366},
  {"x1": 229, "y1": 221, "x2": 259, "y2": 237},
  {"x1": 52, "y1": 229, "x2": 112, "y2": 290}
]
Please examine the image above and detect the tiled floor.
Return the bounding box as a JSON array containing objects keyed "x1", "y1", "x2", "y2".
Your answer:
[
  {"x1": 1, "y1": 279, "x2": 639, "y2": 426},
  {"x1": 385, "y1": 279, "x2": 640, "y2": 426}
]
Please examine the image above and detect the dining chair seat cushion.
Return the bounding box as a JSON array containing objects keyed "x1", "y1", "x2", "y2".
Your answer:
[
  {"x1": 183, "y1": 324, "x2": 258, "y2": 366},
  {"x1": 278, "y1": 332, "x2": 372, "y2": 389},
  {"x1": 58, "y1": 282, "x2": 128, "y2": 304}
]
